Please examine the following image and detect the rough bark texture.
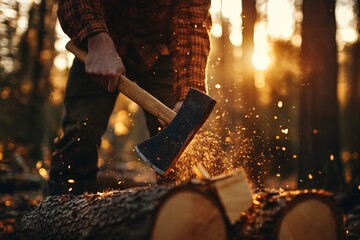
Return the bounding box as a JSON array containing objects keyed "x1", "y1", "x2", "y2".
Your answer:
[
  {"x1": 231, "y1": 189, "x2": 345, "y2": 240},
  {"x1": 19, "y1": 186, "x2": 169, "y2": 240},
  {"x1": 18, "y1": 184, "x2": 228, "y2": 240}
]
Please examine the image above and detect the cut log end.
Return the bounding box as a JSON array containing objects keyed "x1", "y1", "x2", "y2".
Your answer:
[
  {"x1": 233, "y1": 189, "x2": 345, "y2": 240},
  {"x1": 278, "y1": 199, "x2": 339, "y2": 240},
  {"x1": 152, "y1": 190, "x2": 227, "y2": 240}
]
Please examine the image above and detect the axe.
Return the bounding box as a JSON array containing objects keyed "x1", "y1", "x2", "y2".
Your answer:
[{"x1": 66, "y1": 41, "x2": 216, "y2": 176}]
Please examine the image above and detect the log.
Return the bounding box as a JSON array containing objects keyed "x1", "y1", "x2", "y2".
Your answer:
[
  {"x1": 18, "y1": 184, "x2": 228, "y2": 240},
  {"x1": 231, "y1": 189, "x2": 345, "y2": 240}
]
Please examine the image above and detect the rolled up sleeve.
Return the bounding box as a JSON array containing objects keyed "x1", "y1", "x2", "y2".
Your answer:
[
  {"x1": 171, "y1": 0, "x2": 212, "y2": 102},
  {"x1": 57, "y1": 0, "x2": 109, "y2": 45}
]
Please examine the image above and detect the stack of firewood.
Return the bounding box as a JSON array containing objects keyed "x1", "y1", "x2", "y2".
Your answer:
[{"x1": 18, "y1": 170, "x2": 345, "y2": 240}]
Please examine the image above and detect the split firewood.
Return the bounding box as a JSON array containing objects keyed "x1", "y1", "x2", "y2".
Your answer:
[
  {"x1": 231, "y1": 189, "x2": 345, "y2": 240},
  {"x1": 193, "y1": 169, "x2": 254, "y2": 224}
]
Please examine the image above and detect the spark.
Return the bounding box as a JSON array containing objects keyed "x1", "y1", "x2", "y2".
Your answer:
[
  {"x1": 68, "y1": 179, "x2": 75, "y2": 183},
  {"x1": 5, "y1": 200, "x2": 12, "y2": 207},
  {"x1": 36, "y1": 161, "x2": 42, "y2": 169},
  {"x1": 308, "y1": 174, "x2": 313, "y2": 179},
  {"x1": 330, "y1": 154, "x2": 335, "y2": 161},
  {"x1": 281, "y1": 128, "x2": 289, "y2": 134},
  {"x1": 39, "y1": 168, "x2": 49, "y2": 179}
]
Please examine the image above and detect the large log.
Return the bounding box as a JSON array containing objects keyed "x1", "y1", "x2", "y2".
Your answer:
[
  {"x1": 232, "y1": 189, "x2": 345, "y2": 240},
  {"x1": 18, "y1": 170, "x2": 254, "y2": 240},
  {"x1": 18, "y1": 184, "x2": 228, "y2": 240}
]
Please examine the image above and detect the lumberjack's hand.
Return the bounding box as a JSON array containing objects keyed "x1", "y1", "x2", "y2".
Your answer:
[
  {"x1": 86, "y1": 32, "x2": 125, "y2": 92},
  {"x1": 158, "y1": 101, "x2": 184, "y2": 128}
]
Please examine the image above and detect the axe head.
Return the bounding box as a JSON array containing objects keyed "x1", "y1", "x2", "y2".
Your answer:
[{"x1": 135, "y1": 88, "x2": 216, "y2": 176}]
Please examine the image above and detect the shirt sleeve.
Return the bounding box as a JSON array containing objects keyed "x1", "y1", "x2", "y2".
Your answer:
[
  {"x1": 57, "y1": 0, "x2": 109, "y2": 45},
  {"x1": 171, "y1": 0, "x2": 212, "y2": 102}
]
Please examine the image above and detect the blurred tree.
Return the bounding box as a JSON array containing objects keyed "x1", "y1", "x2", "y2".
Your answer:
[
  {"x1": 237, "y1": 0, "x2": 265, "y2": 190},
  {"x1": 341, "y1": 0, "x2": 360, "y2": 191},
  {"x1": 240, "y1": 0, "x2": 257, "y2": 110},
  {"x1": 299, "y1": 0, "x2": 345, "y2": 191},
  {"x1": 262, "y1": 40, "x2": 300, "y2": 184},
  {"x1": 0, "y1": 0, "x2": 57, "y2": 166}
]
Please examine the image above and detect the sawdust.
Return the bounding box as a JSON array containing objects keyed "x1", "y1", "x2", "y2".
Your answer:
[{"x1": 157, "y1": 126, "x2": 257, "y2": 185}]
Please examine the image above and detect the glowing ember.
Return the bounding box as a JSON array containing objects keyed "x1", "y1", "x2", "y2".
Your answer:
[
  {"x1": 38, "y1": 168, "x2": 49, "y2": 180},
  {"x1": 5, "y1": 201, "x2": 12, "y2": 207},
  {"x1": 193, "y1": 165, "x2": 211, "y2": 179}
]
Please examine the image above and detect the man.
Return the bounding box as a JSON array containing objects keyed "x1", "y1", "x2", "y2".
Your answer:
[{"x1": 49, "y1": 0, "x2": 212, "y2": 195}]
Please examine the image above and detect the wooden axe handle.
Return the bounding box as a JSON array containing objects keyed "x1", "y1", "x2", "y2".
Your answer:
[{"x1": 65, "y1": 41, "x2": 176, "y2": 124}]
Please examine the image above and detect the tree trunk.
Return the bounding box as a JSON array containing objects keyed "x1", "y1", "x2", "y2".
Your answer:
[
  {"x1": 342, "y1": 0, "x2": 360, "y2": 192},
  {"x1": 19, "y1": 185, "x2": 228, "y2": 240},
  {"x1": 18, "y1": 171, "x2": 253, "y2": 240},
  {"x1": 299, "y1": 0, "x2": 344, "y2": 191},
  {"x1": 232, "y1": 189, "x2": 345, "y2": 240}
]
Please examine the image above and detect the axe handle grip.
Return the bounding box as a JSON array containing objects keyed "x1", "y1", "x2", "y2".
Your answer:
[{"x1": 65, "y1": 41, "x2": 176, "y2": 124}]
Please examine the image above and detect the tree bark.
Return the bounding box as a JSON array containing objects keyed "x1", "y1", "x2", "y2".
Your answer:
[
  {"x1": 18, "y1": 170, "x2": 254, "y2": 240},
  {"x1": 19, "y1": 185, "x2": 228, "y2": 240},
  {"x1": 232, "y1": 189, "x2": 345, "y2": 240}
]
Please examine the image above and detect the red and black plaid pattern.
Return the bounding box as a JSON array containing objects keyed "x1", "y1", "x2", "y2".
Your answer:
[{"x1": 57, "y1": 0, "x2": 211, "y2": 101}]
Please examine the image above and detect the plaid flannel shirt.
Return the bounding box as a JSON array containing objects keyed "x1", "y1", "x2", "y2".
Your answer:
[{"x1": 57, "y1": 0, "x2": 212, "y2": 102}]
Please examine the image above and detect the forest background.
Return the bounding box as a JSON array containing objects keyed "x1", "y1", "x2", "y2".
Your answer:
[{"x1": 1, "y1": 0, "x2": 359, "y2": 195}]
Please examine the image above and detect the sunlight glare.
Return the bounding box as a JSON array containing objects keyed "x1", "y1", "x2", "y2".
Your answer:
[
  {"x1": 230, "y1": 30, "x2": 242, "y2": 46},
  {"x1": 336, "y1": 1, "x2": 358, "y2": 44},
  {"x1": 252, "y1": 50, "x2": 270, "y2": 71},
  {"x1": 267, "y1": 0, "x2": 295, "y2": 40},
  {"x1": 210, "y1": 0, "x2": 222, "y2": 15},
  {"x1": 211, "y1": 23, "x2": 223, "y2": 38},
  {"x1": 252, "y1": 22, "x2": 270, "y2": 71},
  {"x1": 54, "y1": 55, "x2": 67, "y2": 70},
  {"x1": 339, "y1": 28, "x2": 358, "y2": 43},
  {"x1": 221, "y1": 0, "x2": 233, "y2": 19}
]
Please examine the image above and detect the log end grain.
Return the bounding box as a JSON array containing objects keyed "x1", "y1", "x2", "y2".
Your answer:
[{"x1": 152, "y1": 190, "x2": 227, "y2": 240}]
